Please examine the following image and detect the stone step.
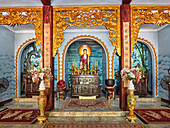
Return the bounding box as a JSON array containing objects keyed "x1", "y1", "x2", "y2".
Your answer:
[
  {"x1": 46, "y1": 111, "x2": 127, "y2": 117},
  {"x1": 136, "y1": 97, "x2": 161, "y2": 102}
]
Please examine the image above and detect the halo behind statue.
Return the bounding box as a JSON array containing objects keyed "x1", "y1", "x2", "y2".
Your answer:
[{"x1": 79, "y1": 45, "x2": 91, "y2": 56}]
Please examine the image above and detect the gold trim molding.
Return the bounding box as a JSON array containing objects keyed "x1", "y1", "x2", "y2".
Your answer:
[
  {"x1": 53, "y1": 6, "x2": 121, "y2": 57},
  {"x1": 131, "y1": 6, "x2": 170, "y2": 54},
  {"x1": 0, "y1": 7, "x2": 43, "y2": 55},
  {"x1": 137, "y1": 37, "x2": 158, "y2": 96},
  {"x1": 15, "y1": 38, "x2": 36, "y2": 97},
  {"x1": 58, "y1": 35, "x2": 111, "y2": 80}
]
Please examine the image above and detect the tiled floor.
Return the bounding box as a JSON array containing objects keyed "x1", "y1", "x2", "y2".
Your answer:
[{"x1": 0, "y1": 95, "x2": 170, "y2": 128}]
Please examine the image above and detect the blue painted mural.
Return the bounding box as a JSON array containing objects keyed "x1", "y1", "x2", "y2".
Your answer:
[
  {"x1": 158, "y1": 25, "x2": 170, "y2": 100},
  {"x1": 0, "y1": 25, "x2": 15, "y2": 102}
]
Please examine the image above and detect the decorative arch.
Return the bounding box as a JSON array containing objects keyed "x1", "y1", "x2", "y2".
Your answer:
[
  {"x1": 57, "y1": 35, "x2": 111, "y2": 80},
  {"x1": 53, "y1": 6, "x2": 121, "y2": 57},
  {"x1": 15, "y1": 38, "x2": 36, "y2": 97},
  {"x1": 137, "y1": 37, "x2": 158, "y2": 96},
  {"x1": 131, "y1": 6, "x2": 170, "y2": 54}
]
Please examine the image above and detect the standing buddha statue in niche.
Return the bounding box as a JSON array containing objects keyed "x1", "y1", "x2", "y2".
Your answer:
[{"x1": 79, "y1": 45, "x2": 91, "y2": 75}]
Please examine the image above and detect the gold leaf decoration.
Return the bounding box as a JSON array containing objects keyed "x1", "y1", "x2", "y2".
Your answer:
[
  {"x1": 53, "y1": 6, "x2": 121, "y2": 57},
  {"x1": 0, "y1": 7, "x2": 43, "y2": 55},
  {"x1": 131, "y1": 6, "x2": 170, "y2": 54}
]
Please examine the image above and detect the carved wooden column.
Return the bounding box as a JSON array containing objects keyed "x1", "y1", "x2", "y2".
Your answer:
[
  {"x1": 42, "y1": 5, "x2": 54, "y2": 110},
  {"x1": 120, "y1": 4, "x2": 131, "y2": 111}
]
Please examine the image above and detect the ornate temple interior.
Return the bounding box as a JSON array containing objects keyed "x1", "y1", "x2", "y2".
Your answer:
[{"x1": 0, "y1": 0, "x2": 170, "y2": 128}]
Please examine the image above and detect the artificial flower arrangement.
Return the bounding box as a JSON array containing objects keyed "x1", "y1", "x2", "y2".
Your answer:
[
  {"x1": 90, "y1": 65, "x2": 95, "y2": 74},
  {"x1": 31, "y1": 67, "x2": 53, "y2": 90},
  {"x1": 70, "y1": 61, "x2": 80, "y2": 74},
  {"x1": 70, "y1": 60, "x2": 99, "y2": 75},
  {"x1": 121, "y1": 68, "x2": 142, "y2": 90},
  {"x1": 121, "y1": 68, "x2": 142, "y2": 82},
  {"x1": 94, "y1": 61, "x2": 99, "y2": 71}
]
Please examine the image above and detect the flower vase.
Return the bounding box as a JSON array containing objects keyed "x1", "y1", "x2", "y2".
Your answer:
[
  {"x1": 126, "y1": 80, "x2": 136, "y2": 123},
  {"x1": 37, "y1": 80, "x2": 47, "y2": 124}
]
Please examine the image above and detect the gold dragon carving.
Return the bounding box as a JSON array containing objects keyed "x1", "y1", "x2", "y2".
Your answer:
[
  {"x1": 0, "y1": 7, "x2": 43, "y2": 54},
  {"x1": 131, "y1": 6, "x2": 170, "y2": 54},
  {"x1": 53, "y1": 6, "x2": 121, "y2": 57}
]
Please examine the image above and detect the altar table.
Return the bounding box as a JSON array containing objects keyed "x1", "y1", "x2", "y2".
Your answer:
[{"x1": 70, "y1": 75, "x2": 100, "y2": 97}]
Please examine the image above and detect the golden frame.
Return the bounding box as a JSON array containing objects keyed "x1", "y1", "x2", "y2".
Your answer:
[
  {"x1": 53, "y1": 6, "x2": 121, "y2": 57},
  {"x1": 131, "y1": 6, "x2": 170, "y2": 96},
  {"x1": 0, "y1": 8, "x2": 43, "y2": 97},
  {"x1": 58, "y1": 35, "x2": 111, "y2": 80}
]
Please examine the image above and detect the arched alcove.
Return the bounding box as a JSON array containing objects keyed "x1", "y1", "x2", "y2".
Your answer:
[
  {"x1": 16, "y1": 39, "x2": 41, "y2": 97},
  {"x1": 132, "y1": 38, "x2": 157, "y2": 97},
  {"x1": 65, "y1": 38, "x2": 107, "y2": 90}
]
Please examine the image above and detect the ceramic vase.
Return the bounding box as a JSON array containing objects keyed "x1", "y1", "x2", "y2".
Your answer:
[
  {"x1": 37, "y1": 81, "x2": 47, "y2": 124},
  {"x1": 126, "y1": 80, "x2": 136, "y2": 123}
]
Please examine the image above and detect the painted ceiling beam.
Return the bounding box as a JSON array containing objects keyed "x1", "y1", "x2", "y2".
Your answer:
[
  {"x1": 122, "y1": 0, "x2": 132, "y2": 4},
  {"x1": 41, "y1": 0, "x2": 51, "y2": 5}
]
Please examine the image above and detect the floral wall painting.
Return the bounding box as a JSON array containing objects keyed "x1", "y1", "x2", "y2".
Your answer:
[{"x1": 132, "y1": 41, "x2": 152, "y2": 95}]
